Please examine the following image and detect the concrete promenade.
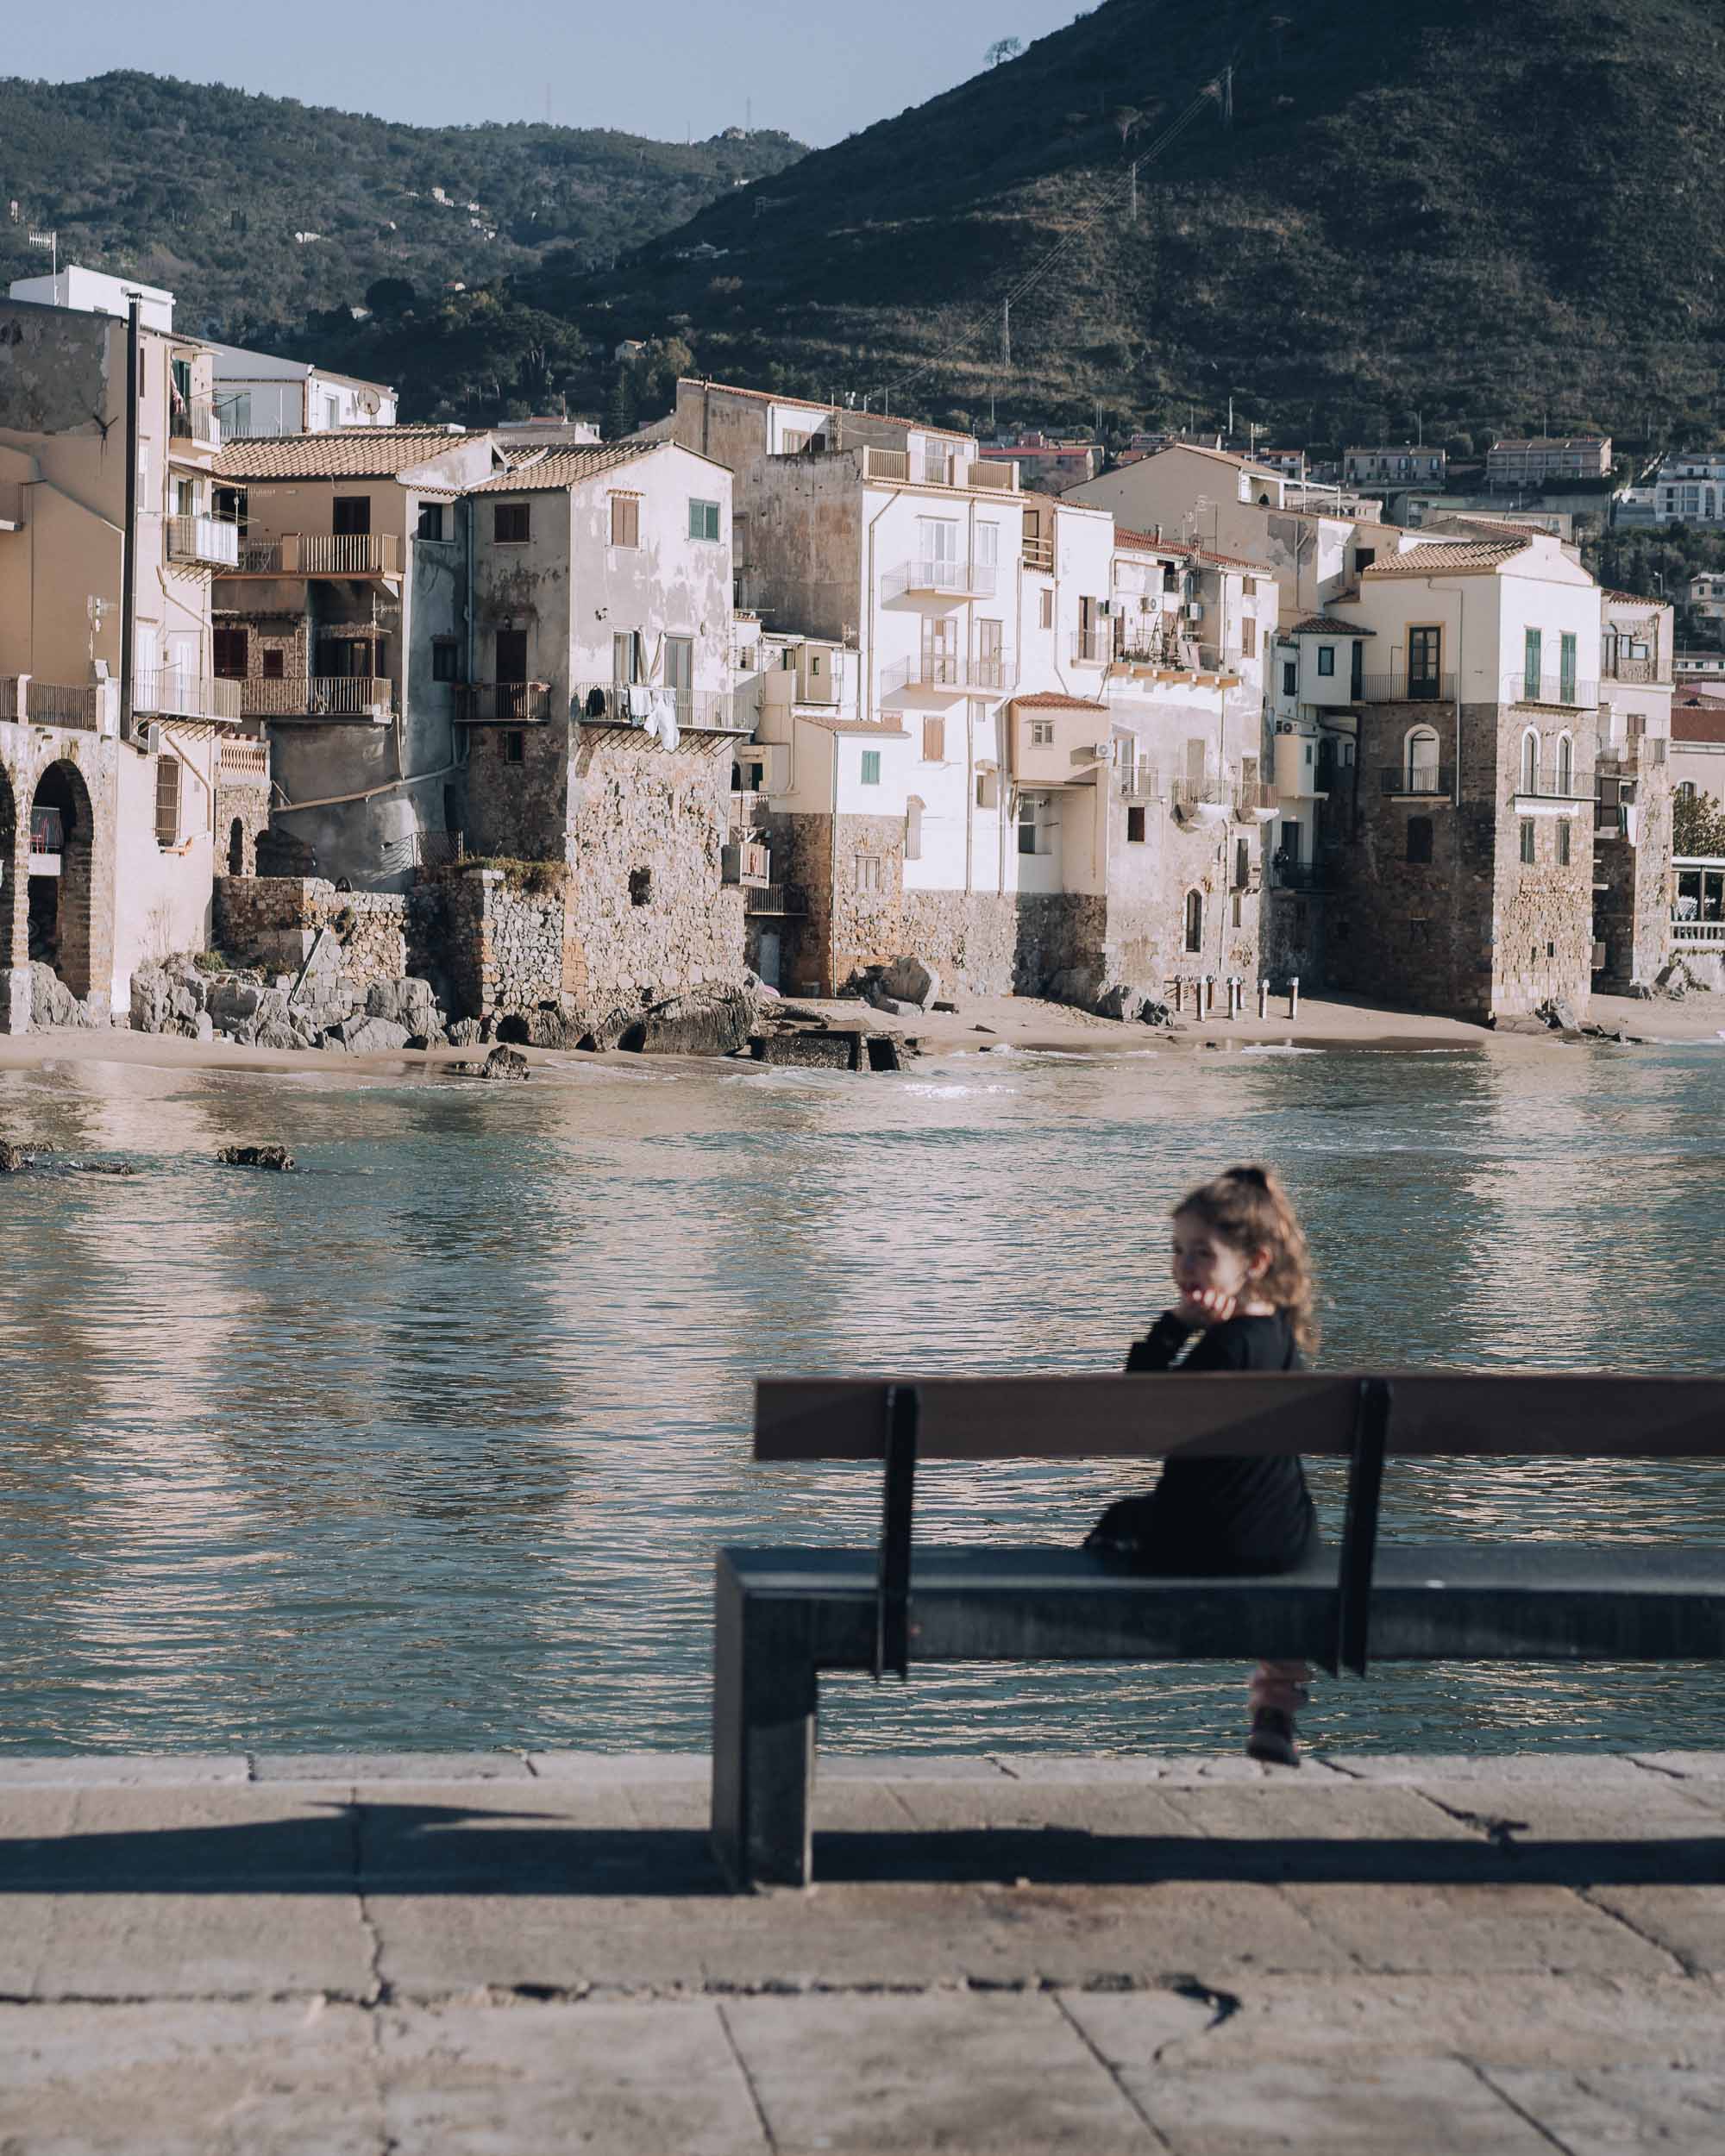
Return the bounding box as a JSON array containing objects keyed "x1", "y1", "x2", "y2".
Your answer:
[{"x1": 1, "y1": 1749, "x2": 1722, "y2": 2153}]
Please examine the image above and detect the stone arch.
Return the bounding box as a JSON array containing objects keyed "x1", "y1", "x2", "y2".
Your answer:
[{"x1": 29, "y1": 759, "x2": 97, "y2": 1000}]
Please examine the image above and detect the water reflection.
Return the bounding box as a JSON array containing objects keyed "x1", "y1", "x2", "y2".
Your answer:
[{"x1": 3, "y1": 1040, "x2": 1723, "y2": 1755}]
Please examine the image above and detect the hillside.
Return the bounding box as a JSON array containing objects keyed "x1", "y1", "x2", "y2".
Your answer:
[
  {"x1": 536, "y1": 0, "x2": 1725, "y2": 453},
  {"x1": 0, "y1": 72, "x2": 802, "y2": 342}
]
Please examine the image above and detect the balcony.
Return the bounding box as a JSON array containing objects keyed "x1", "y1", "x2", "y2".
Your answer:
[
  {"x1": 216, "y1": 736, "x2": 271, "y2": 784},
  {"x1": 1022, "y1": 535, "x2": 1054, "y2": 573},
  {"x1": 1505, "y1": 673, "x2": 1598, "y2": 710},
  {"x1": 1360, "y1": 674, "x2": 1456, "y2": 704},
  {"x1": 1672, "y1": 916, "x2": 1725, "y2": 947},
  {"x1": 574, "y1": 684, "x2": 753, "y2": 734},
  {"x1": 880, "y1": 654, "x2": 1007, "y2": 696},
  {"x1": 1514, "y1": 761, "x2": 1595, "y2": 805},
  {"x1": 169, "y1": 395, "x2": 221, "y2": 448},
  {"x1": 1379, "y1": 764, "x2": 1454, "y2": 798},
  {"x1": 134, "y1": 671, "x2": 242, "y2": 723},
  {"x1": 857, "y1": 446, "x2": 1017, "y2": 492},
  {"x1": 882, "y1": 557, "x2": 998, "y2": 600},
  {"x1": 455, "y1": 681, "x2": 555, "y2": 724},
  {"x1": 224, "y1": 533, "x2": 403, "y2": 578},
  {"x1": 729, "y1": 789, "x2": 764, "y2": 835},
  {"x1": 1270, "y1": 860, "x2": 1336, "y2": 893},
  {"x1": 1603, "y1": 656, "x2": 1662, "y2": 685},
  {"x1": 240, "y1": 674, "x2": 395, "y2": 723},
  {"x1": 1234, "y1": 781, "x2": 1280, "y2": 822},
  {"x1": 1598, "y1": 737, "x2": 1668, "y2": 774},
  {"x1": 1070, "y1": 631, "x2": 1111, "y2": 667},
  {"x1": 1170, "y1": 776, "x2": 1232, "y2": 822},
  {"x1": 166, "y1": 514, "x2": 240, "y2": 568},
  {"x1": 743, "y1": 881, "x2": 806, "y2": 916}
]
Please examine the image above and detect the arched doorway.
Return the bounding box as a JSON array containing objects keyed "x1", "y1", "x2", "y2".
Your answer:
[
  {"x1": 228, "y1": 818, "x2": 246, "y2": 875},
  {"x1": 28, "y1": 761, "x2": 96, "y2": 999}
]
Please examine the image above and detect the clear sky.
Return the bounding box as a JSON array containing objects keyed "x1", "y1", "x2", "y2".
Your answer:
[{"x1": 9, "y1": 0, "x2": 1076, "y2": 148}]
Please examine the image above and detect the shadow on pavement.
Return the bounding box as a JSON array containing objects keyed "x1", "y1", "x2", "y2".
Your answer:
[{"x1": 2, "y1": 1803, "x2": 1721, "y2": 1893}]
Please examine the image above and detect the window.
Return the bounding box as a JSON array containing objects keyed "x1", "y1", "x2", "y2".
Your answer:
[
  {"x1": 630, "y1": 868, "x2": 653, "y2": 906},
  {"x1": 610, "y1": 494, "x2": 639, "y2": 548},
  {"x1": 154, "y1": 753, "x2": 180, "y2": 846},
  {"x1": 1407, "y1": 816, "x2": 1433, "y2": 864},
  {"x1": 905, "y1": 800, "x2": 923, "y2": 861},
  {"x1": 860, "y1": 749, "x2": 881, "y2": 786},
  {"x1": 1355, "y1": 547, "x2": 1376, "y2": 575},
  {"x1": 1524, "y1": 627, "x2": 1542, "y2": 699},
  {"x1": 1317, "y1": 644, "x2": 1335, "y2": 678},
  {"x1": 1039, "y1": 588, "x2": 1054, "y2": 630},
  {"x1": 854, "y1": 853, "x2": 882, "y2": 893},
  {"x1": 432, "y1": 639, "x2": 461, "y2": 684},
  {"x1": 1408, "y1": 626, "x2": 1442, "y2": 697},
  {"x1": 1183, "y1": 889, "x2": 1203, "y2": 954},
  {"x1": 1030, "y1": 720, "x2": 1055, "y2": 746},
  {"x1": 213, "y1": 627, "x2": 248, "y2": 679},
  {"x1": 493, "y1": 501, "x2": 530, "y2": 543},
  {"x1": 1241, "y1": 617, "x2": 1257, "y2": 658},
  {"x1": 1234, "y1": 838, "x2": 1250, "y2": 888},
  {"x1": 1557, "y1": 820, "x2": 1571, "y2": 866},
  {"x1": 1520, "y1": 818, "x2": 1536, "y2": 864},
  {"x1": 1127, "y1": 805, "x2": 1146, "y2": 843},
  {"x1": 1556, "y1": 734, "x2": 1573, "y2": 793},
  {"x1": 1521, "y1": 728, "x2": 1540, "y2": 792},
  {"x1": 613, "y1": 630, "x2": 642, "y2": 685},
  {"x1": 1018, "y1": 800, "x2": 1038, "y2": 856},
  {"x1": 1283, "y1": 661, "x2": 1297, "y2": 696},
  {"x1": 505, "y1": 730, "x2": 524, "y2": 765},
  {"x1": 977, "y1": 618, "x2": 1004, "y2": 681},
  {"x1": 922, "y1": 718, "x2": 945, "y2": 762},
  {"x1": 1559, "y1": 630, "x2": 1577, "y2": 704},
  {"x1": 688, "y1": 498, "x2": 721, "y2": 543},
  {"x1": 333, "y1": 496, "x2": 371, "y2": 536},
  {"x1": 175, "y1": 478, "x2": 198, "y2": 517},
  {"x1": 262, "y1": 648, "x2": 285, "y2": 680},
  {"x1": 1406, "y1": 726, "x2": 1440, "y2": 791},
  {"x1": 417, "y1": 502, "x2": 446, "y2": 542},
  {"x1": 325, "y1": 394, "x2": 341, "y2": 429}
]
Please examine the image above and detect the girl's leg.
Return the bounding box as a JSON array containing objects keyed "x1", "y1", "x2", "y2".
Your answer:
[{"x1": 1246, "y1": 1660, "x2": 1312, "y2": 1765}]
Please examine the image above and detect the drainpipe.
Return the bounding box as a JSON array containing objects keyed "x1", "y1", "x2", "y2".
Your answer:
[
  {"x1": 463, "y1": 495, "x2": 476, "y2": 755},
  {"x1": 119, "y1": 298, "x2": 139, "y2": 742},
  {"x1": 1454, "y1": 581, "x2": 1465, "y2": 810}
]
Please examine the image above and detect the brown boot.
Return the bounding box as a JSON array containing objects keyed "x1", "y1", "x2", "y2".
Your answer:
[{"x1": 1246, "y1": 1706, "x2": 1300, "y2": 1767}]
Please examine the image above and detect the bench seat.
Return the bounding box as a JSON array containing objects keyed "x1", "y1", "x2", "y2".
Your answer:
[{"x1": 713, "y1": 1542, "x2": 1725, "y2": 1886}]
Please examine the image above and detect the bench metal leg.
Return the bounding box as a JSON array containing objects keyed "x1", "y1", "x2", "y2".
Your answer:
[{"x1": 712, "y1": 1563, "x2": 819, "y2": 1890}]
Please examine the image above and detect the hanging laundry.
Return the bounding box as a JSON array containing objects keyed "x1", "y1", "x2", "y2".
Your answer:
[{"x1": 625, "y1": 682, "x2": 653, "y2": 722}]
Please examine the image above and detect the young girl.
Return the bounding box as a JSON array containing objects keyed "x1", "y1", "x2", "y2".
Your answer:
[{"x1": 1085, "y1": 1164, "x2": 1320, "y2": 1767}]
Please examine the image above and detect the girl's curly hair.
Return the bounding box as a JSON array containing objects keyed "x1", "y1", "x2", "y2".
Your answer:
[{"x1": 1175, "y1": 1163, "x2": 1319, "y2": 1357}]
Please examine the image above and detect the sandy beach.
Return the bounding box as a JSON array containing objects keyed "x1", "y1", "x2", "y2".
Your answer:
[{"x1": 0, "y1": 985, "x2": 1720, "y2": 1083}]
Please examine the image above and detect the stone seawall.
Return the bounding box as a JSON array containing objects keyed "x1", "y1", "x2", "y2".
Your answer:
[{"x1": 214, "y1": 878, "x2": 416, "y2": 987}]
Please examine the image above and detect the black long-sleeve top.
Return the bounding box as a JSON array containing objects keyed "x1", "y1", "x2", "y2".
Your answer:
[{"x1": 1085, "y1": 1310, "x2": 1320, "y2": 1576}]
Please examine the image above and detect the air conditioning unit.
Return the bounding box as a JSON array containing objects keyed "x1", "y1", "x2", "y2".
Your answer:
[
  {"x1": 1082, "y1": 743, "x2": 1111, "y2": 761},
  {"x1": 1185, "y1": 601, "x2": 1205, "y2": 622}
]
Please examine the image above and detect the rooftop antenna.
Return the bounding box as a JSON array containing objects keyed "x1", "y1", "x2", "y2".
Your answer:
[{"x1": 27, "y1": 227, "x2": 57, "y2": 278}]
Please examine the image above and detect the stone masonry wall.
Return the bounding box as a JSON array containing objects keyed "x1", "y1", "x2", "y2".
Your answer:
[
  {"x1": 565, "y1": 731, "x2": 746, "y2": 1013},
  {"x1": 1595, "y1": 762, "x2": 1672, "y2": 991},
  {"x1": 213, "y1": 877, "x2": 413, "y2": 986},
  {"x1": 435, "y1": 868, "x2": 570, "y2": 1020},
  {"x1": 460, "y1": 721, "x2": 570, "y2": 865}
]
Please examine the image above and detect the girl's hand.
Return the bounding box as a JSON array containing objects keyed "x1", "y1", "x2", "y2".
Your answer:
[{"x1": 1173, "y1": 1287, "x2": 1238, "y2": 1328}]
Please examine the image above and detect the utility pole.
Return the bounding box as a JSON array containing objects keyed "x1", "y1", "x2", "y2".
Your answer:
[
  {"x1": 1001, "y1": 298, "x2": 1011, "y2": 370},
  {"x1": 1129, "y1": 161, "x2": 1138, "y2": 223},
  {"x1": 1221, "y1": 65, "x2": 1233, "y2": 128}
]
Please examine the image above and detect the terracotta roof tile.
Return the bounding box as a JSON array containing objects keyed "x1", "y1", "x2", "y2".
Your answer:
[
  {"x1": 675, "y1": 378, "x2": 974, "y2": 443},
  {"x1": 215, "y1": 427, "x2": 474, "y2": 479},
  {"x1": 1289, "y1": 615, "x2": 1376, "y2": 636},
  {"x1": 1603, "y1": 588, "x2": 1671, "y2": 609},
  {"x1": 1673, "y1": 707, "x2": 1725, "y2": 740},
  {"x1": 1011, "y1": 693, "x2": 1107, "y2": 711},
  {"x1": 1362, "y1": 539, "x2": 1529, "y2": 578},
  {"x1": 467, "y1": 441, "x2": 672, "y2": 492}
]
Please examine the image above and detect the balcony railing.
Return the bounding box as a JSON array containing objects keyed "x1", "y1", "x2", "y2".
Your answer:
[
  {"x1": 16, "y1": 679, "x2": 101, "y2": 730},
  {"x1": 1361, "y1": 674, "x2": 1457, "y2": 703},
  {"x1": 1170, "y1": 776, "x2": 1232, "y2": 814},
  {"x1": 216, "y1": 736, "x2": 271, "y2": 783},
  {"x1": 1234, "y1": 781, "x2": 1280, "y2": 819},
  {"x1": 880, "y1": 654, "x2": 1008, "y2": 695},
  {"x1": 1270, "y1": 861, "x2": 1336, "y2": 893},
  {"x1": 1603, "y1": 656, "x2": 1661, "y2": 684},
  {"x1": 226, "y1": 533, "x2": 403, "y2": 577},
  {"x1": 969, "y1": 460, "x2": 1018, "y2": 492},
  {"x1": 1070, "y1": 631, "x2": 1111, "y2": 666},
  {"x1": 574, "y1": 684, "x2": 752, "y2": 733},
  {"x1": 1598, "y1": 737, "x2": 1669, "y2": 773},
  {"x1": 134, "y1": 671, "x2": 242, "y2": 722},
  {"x1": 1022, "y1": 536, "x2": 1054, "y2": 572},
  {"x1": 882, "y1": 557, "x2": 998, "y2": 599},
  {"x1": 455, "y1": 681, "x2": 555, "y2": 724},
  {"x1": 239, "y1": 674, "x2": 395, "y2": 721},
  {"x1": 857, "y1": 445, "x2": 1016, "y2": 492},
  {"x1": 1380, "y1": 764, "x2": 1453, "y2": 796},
  {"x1": 1514, "y1": 762, "x2": 1595, "y2": 801},
  {"x1": 166, "y1": 514, "x2": 240, "y2": 568},
  {"x1": 169, "y1": 395, "x2": 220, "y2": 448},
  {"x1": 743, "y1": 881, "x2": 806, "y2": 916},
  {"x1": 1505, "y1": 673, "x2": 1597, "y2": 709},
  {"x1": 1672, "y1": 916, "x2": 1725, "y2": 946}
]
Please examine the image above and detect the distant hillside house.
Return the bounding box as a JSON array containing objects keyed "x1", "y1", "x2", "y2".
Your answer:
[
  {"x1": 1690, "y1": 573, "x2": 1725, "y2": 621},
  {"x1": 1486, "y1": 436, "x2": 1611, "y2": 489},
  {"x1": 1644, "y1": 450, "x2": 1725, "y2": 528},
  {"x1": 978, "y1": 433, "x2": 1097, "y2": 492},
  {"x1": 204, "y1": 343, "x2": 398, "y2": 438},
  {"x1": 1343, "y1": 445, "x2": 1446, "y2": 487}
]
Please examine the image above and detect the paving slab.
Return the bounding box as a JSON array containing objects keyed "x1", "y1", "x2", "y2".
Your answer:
[
  {"x1": 1066, "y1": 1972, "x2": 1725, "y2": 2071},
  {"x1": 1129, "y1": 2056, "x2": 1552, "y2": 2156},
  {"x1": 723, "y1": 1989, "x2": 1159, "y2": 2153},
  {"x1": 42, "y1": 1784, "x2": 357, "y2": 1891},
  {"x1": 34, "y1": 1890, "x2": 374, "y2": 2001},
  {"x1": 525, "y1": 1751, "x2": 710, "y2": 1783},
  {"x1": 1286, "y1": 1880, "x2": 1684, "y2": 1976},
  {"x1": 379, "y1": 1997, "x2": 768, "y2": 2154},
  {"x1": 0, "y1": 1755, "x2": 250, "y2": 1789},
  {"x1": 1586, "y1": 1885, "x2": 1725, "y2": 1974},
  {"x1": 1631, "y1": 1752, "x2": 1725, "y2": 1782},
  {"x1": 1000, "y1": 1752, "x2": 1347, "y2": 1784},
  {"x1": 1485, "y1": 2063, "x2": 1725, "y2": 2153},
  {"x1": 1327, "y1": 1752, "x2": 1656, "y2": 1788},
  {"x1": 0, "y1": 1999, "x2": 380, "y2": 2155},
  {"x1": 251, "y1": 1751, "x2": 532, "y2": 1783}
]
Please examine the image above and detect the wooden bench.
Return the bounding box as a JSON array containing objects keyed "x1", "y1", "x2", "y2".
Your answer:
[{"x1": 711, "y1": 1373, "x2": 1725, "y2": 1888}]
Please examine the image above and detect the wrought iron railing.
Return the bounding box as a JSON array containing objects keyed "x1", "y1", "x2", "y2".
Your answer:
[
  {"x1": 882, "y1": 557, "x2": 998, "y2": 599},
  {"x1": 133, "y1": 671, "x2": 242, "y2": 722},
  {"x1": 169, "y1": 395, "x2": 220, "y2": 447},
  {"x1": 1380, "y1": 764, "x2": 1453, "y2": 795},
  {"x1": 21, "y1": 679, "x2": 101, "y2": 729},
  {"x1": 1360, "y1": 674, "x2": 1456, "y2": 703},
  {"x1": 743, "y1": 881, "x2": 806, "y2": 916},
  {"x1": 1505, "y1": 673, "x2": 1598, "y2": 709},
  {"x1": 879, "y1": 655, "x2": 1008, "y2": 695},
  {"x1": 574, "y1": 684, "x2": 751, "y2": 733},
  {"x1": 227, "y1": 533, "x2": 403, "y2": 576},
  {"x1": 240, "y1": 674, "x2": 394, "y2": 720},
  {"x1": 1513, "y1": 761, "x2": 1594, "y2": 799},
  {"x1": 455, "y1": 682, "x2": 554, "y2": 724},
  {"x1": 166, "y1": 514, "x2": 240, "y2": 567},
  {"x1": 1070, "y1": 631, "x2": 1111, "y2": 666}
]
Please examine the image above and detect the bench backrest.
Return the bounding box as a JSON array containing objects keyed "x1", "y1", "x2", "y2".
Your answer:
[{"x1": 756, "y1": 1374, "x2": 1725, "y2": 1463}]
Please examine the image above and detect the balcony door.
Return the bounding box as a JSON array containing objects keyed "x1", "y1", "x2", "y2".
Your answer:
[
  {"x1": 663, "y1": 634, "x2": 693, "y2": 720},
  {"x1": 1559, "y1": 632, "x2": 1577, "y2": 705},
  {"x1": 975, "y1": 617, "x2": 1003, "y2": 689},
  {"x1": 1524, "y1": 629, "x2": 1542, "y2": 700},
  {"x1": 919, "y1": 517, "x2": 959, "y2": 590},
  {"x1": 213, "y1": 627, "x2": 248, "y2": 681},
  {"x1": 333, "y1": 497, "x2": 371, "y2": 536},
  {"x1": 1408, "y1": 627, "x2": 1442, "y2": 700},
  {"x1": 923, "y1": 616, "x2": 958, "y2": 685}
]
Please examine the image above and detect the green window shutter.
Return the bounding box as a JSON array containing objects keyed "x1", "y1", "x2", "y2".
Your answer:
[{"x1": 860, "y1": 749, "x2": 881, "y2": 786}]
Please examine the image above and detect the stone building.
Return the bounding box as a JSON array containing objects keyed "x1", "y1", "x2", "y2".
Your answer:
[
  {"x1": 458, "y1": 438, "x2": 752, "y2": 1018},
  {"x1": 210, "y1": 427, "x2": 499, "y2": 887},
  {"x1": 0, "y1": 273, "x2": 267, "y2": 1030},
  {"x1": 1592, "y1": 592, "x2": 1674, "y2": 992},
  {"x1": 1325, "y1": 534, "x2": 1606, "y2": 1020}
]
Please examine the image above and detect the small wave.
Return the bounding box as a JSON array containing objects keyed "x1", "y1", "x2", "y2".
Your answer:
[{"x1": 1239, "y1": 1044, "x2": 1325, "y2": 1056}]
